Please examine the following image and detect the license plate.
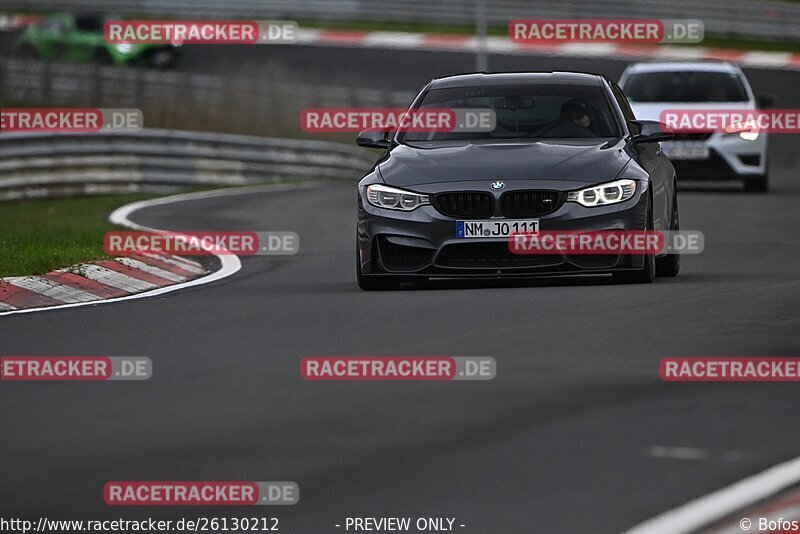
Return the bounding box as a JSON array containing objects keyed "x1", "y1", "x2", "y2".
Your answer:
[
  {"x1": 662, "y1": 141, "x2": 710, "y2": 160},
  {"x1": 457, "y1": 219, "x2": 539, "y2": 238}
]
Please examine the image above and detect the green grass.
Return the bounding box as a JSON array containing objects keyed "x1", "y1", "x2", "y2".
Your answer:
[
  {"x1": 0, "y1": 194, "x2": 156, "y2": 278},
  {"x1": 299, "y1": 19, "x2": 800, "y2": 53}
]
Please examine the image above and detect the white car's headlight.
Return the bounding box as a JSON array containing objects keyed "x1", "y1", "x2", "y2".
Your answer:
[
  {"x1": 567, "y1": 179, "x2": 637, "y2": 207},
  {"x1": 723, "y1": 123, "x2": 760, "y2": 141},
  {"x1": 366, "y1": 184, "x2": 430, "y2": 211},
  {"x1": 723, "y1": 130, "x2": 760, "y2": 141}
]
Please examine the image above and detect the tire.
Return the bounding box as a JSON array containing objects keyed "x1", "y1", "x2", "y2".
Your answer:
[
  {"x1": 17, "y1": 42, "x2": 39, "y2": 59},
  {"x1": 94, "y1": 48, "x2": 114, "y2": 65},
  {"x1": 744, "y1": 173, "x2": 768, "y2": 192},
  {"x1": 356, "y1": 240, "x2": 401, "y2": 291},
  {"x1": 613, "y1": 194, "x2": 656, "y2": 284},
  {"x1": 656, "y1": 188, "x2": 681, "y2": 278}
]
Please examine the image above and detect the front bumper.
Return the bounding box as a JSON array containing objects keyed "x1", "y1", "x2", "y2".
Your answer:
[
  {"x1": 665, "y1": 132, "x2": 767, "y2": 180},
  {"x1": 357, "y1": 186, "x2": 651, "y2": 278}
]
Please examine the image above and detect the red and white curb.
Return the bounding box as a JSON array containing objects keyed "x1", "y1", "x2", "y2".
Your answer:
[
  {"x1": 0, "y1": 254, "x2": 208, "y2": 311},
  {"x1": 0, "y1": 14, "x2": 39, "y2": 31},
  {"x1": 2, "y1": 18, "x2": 797, "y2": 70},
  {"x1": 0, "y1": 184, "x2": 311, "y2": 317},
  {"x1": 296, "y1": 29, "x2": 800, "y2": 71}
]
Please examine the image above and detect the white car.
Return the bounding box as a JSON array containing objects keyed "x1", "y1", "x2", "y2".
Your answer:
[{"x1": 619, "y1": 62, "x2": 770, "y2": 192}]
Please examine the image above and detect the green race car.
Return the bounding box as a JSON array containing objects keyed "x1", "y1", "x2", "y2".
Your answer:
[{"x1": 16, "y1": 13, "x2": 181, "y2": 68}]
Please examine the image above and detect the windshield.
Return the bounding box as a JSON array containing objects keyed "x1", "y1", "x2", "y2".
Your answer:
[
  {"x1": 401, "y1": 84, "x2": 621, "y2": 142},
  {"x1": 623, "y1": 71, "x2": 749, "y2": 102}
]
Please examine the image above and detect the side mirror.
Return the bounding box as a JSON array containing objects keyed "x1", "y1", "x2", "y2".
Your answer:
[
  {"x1": 631, "y1": 120, "x2": 674, "y2": 144},
  {"x1": 757, "y1": 94, "x2": 776, "y2": 109},
  {"x1": 356, "y1": 130, "x2": 390, "y2": 149}
]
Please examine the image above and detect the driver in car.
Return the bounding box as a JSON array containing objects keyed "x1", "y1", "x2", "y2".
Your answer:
[{"x1": 560, "y1": 99, "x2": 592, "y2": 128}]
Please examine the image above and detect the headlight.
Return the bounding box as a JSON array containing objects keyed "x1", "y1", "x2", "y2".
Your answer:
[
  {"x1": 567, "y1": 179, "x2": 637, "y2": 207},
  {"x1": 724, "y1": 123, "x2": 760, "y2": 141},
  {"x1": 723, "y1": 130, "x2": 760, "y2": 141},
  {"x1": 366, "y1": 184, "x2": 429, "y2": 211},
  {"x1": 115, "y1": 43, "x2": 134, "y2": 54}
]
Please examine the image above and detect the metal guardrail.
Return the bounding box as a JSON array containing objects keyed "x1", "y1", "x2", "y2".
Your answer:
[
  {"x1": 2, "y1": 0, "x2": 800, "y2": 41},
  {"x1": 0, "y1": 58, "x2": 417, "y2": 138},
  {"x1": 0, "y1": 129, "x2": 377, "y2": 201}
]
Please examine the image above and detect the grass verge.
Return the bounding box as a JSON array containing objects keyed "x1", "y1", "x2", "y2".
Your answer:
[{"x1": 0, "y1": 194, "x2": 156, "y2": 278}]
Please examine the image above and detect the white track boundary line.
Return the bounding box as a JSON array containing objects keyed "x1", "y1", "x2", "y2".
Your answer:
[
  {"x1": 623, "y1": 455, "x2": 800, "y2": 533},
  {"x1": 0, "y1": 183, "x2": 313, "y2": 317}
]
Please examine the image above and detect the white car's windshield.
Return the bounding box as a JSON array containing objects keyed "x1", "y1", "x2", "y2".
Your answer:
[{"x1": 624, "y1": 71, "x2": 749, "y2": 102}]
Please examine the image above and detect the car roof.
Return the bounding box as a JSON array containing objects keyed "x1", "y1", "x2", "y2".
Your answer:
[
  {"x1": 429, "y1": 72, "x2": 604, "y2": 89},
  {"x1": 623, "y1": 62, "x2": 741, "y2": 74}
]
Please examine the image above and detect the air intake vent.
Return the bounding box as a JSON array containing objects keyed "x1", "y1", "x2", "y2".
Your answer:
[
  {"x1": 500, "y1": 190, "x2": 564, "y2": 217},
  {"x1": 431, "y1": 192, "x2": 495, "y2": 219}
]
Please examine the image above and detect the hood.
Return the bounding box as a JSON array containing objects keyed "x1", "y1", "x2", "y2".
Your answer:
[{"x1": 378, "y1": 139, "x2": 631, "y2": 190}]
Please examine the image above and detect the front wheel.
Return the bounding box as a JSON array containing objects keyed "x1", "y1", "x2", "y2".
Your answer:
[
  {"x1": 744, "y1": 173, "x2": 768, "y2": 193},
  {"x1": 656, "y1": 189, "x2": 681, "y2": 277},
  {"x1": 94, "y1": 48, "x2": 114, "y2": 65},
  {"x1": 17, "y1": 42, "x2": 39, "y2": 59}
]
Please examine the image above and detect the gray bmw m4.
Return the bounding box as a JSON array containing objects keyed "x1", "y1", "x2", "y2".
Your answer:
[{"x1": 356, "y1": 72, "x2": 680, "y2": 290}]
